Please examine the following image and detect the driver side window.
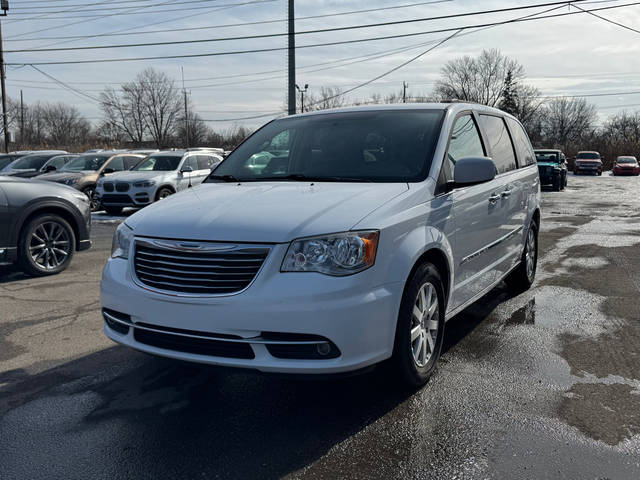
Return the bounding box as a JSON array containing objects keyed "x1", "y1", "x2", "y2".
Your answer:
[{"x1": 442, "y1": 114, "x2": 485, "y2": 181}]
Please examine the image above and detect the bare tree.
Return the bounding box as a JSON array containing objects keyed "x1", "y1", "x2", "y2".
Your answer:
[
  {"x1": 40, "y1": 102, "x2": 91, "y2": 145},
  {"x1": 304, "y1": 86, "x2": 347, "y2": 111},
  {"x1": 100, "y1": 84, "x2": 147, "y2": 144},
  {"x1": 177, "y1": 108, "x2": 211, "y2": 147},
  {"x1": 433, "y1": 49, "x2": 525, "y2": 106},
  {"x1": 540, "y1": 97, "x2": 597, "y2": 148},
  {"x1": 138, "y1": 68, "x2": 182, "y2": 147}
]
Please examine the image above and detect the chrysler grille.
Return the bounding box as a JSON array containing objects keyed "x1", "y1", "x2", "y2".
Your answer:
[{"x1": 133, "y1": 241, "x2": 269, "y2": 295}]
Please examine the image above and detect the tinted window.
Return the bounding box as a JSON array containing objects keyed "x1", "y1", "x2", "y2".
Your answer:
[
  {"x1": 134, "y1": 155, "x2": 181, "y2": 171},
  {"x1": 62, "y1": 155, "x2": 110, "y2": 172},
  {"x1": 197, "y1": 155, "x2": 216, "y2": 170},
  {"x1": 124, "y1": 156, "x2": 143, "y2": 169},
  {"x1": 444, "y1": 114, "x2": 485, "y2": 178},
  {"x1": 577, "y1": 152, "x2": 600, "y2": 160},
  {"x1": 210, "y1": 110, "x2": 445, "y2": 182},
  {"x1": 535, "y1": 152, "x2": 559, "y2": 163},
  {"x1": 108, "y1": 157, "x2": 125, "y2": 171},
  {"x1": 506, "y1": 118, "x2": 536, "y2": 167},
  {"x1": 47, "y1": 156, "x2": 68, "y2": 169},
  {"x1": 9, "y1": 154, "x2": 55, "y2": 170},
  {"x1": 480, "y1": 115, "x2": 516, "y2": 174},
  {"x1": 617, "y1": 157, "x2": 637, "y2": 164},
  {"x1": 183, "y1": 156, "x2": 199, "y2": 171}
]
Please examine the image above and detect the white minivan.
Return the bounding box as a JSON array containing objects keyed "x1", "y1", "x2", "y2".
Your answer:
[{"x1": 101, "y1": 103, "x2": 540, "y2": 387}]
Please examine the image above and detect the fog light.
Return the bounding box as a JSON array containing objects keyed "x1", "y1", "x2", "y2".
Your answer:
[{"x1": 316, "y1": 343, "x2": 332, "y2": 356}]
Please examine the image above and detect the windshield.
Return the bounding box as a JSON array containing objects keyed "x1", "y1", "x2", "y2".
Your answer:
[
  {"x1": 0, "y1": 157, "x2": 13, "y2": 170},
  {"x1": 617, "y1": 157, "x2": 637, "y2": 164},
  {"x1": 209, "y1": 110, "x2": 445, "y2": 182},
  {"x1": 9, "y1": 154, "x2": 54, "y2": 170},
  {"x1": 61, "y1": 154, "x2": 110, "y2": 172},
  {"x1": 535, "y1": 152, "x2": 559, "y2": 163},
  {"x1": 577, "y1": 152, "x2": 600, "y2": 160},
  {"x1": 133, "y1": 155, "x2": 181, "y2": 171}
]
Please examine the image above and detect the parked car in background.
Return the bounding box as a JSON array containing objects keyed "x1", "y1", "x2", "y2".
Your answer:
[
  {"x1": 612, "y1": 156, "x2": 640, "y2": 176},
  {"x1": 535, "y1": 149, "x2": 567, "y2": 191},
  {"x1": 574, "y1": 151, "x2": 603, "y2": 175},
  {"x1": 101, "y1": 103, "x2": 541, "y2": 388},
  {"x1": 2, "y1": 153, "x2": 78, "y2": 179},
  {"x1": 0, "y1": 176, "x2": 91, "y2": 275},
  {"x1": 0, "y1": 151, "x2": 68, "y2": 177},
  {"x1": 96, "y1": 149, "x2": 223, "y2": 215},
  {"x1": 0, "y1": 152, "x2": 34, "y2": 171},
  {"x1": 38, "y1": 152, "x2": 146, "y2": 211}
]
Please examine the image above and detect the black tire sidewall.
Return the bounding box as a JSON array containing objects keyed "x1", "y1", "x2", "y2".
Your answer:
[
  {"x1": 393, "y1": 262, "x2": 446, "y2": 387},
  {"x1": 105, "y1": 207, "x2": 123, "y2": 215},
  {"x1": 156, "y1": 188, "x2": 173, "y2": 201},
  {"x1": 19, "y1": 214, "x2": 76, "y2": 276}
]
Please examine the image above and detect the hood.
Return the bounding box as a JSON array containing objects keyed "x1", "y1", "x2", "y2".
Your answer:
[
  {"x1": 98, "y1": 170, "x2": 163, "y2": 183},
  {"x1": 615, "y1": 163, "x2": 637, "y2": 167},
  {"x1": 575, "y1": 159, "x2": 601, "y2": 164},
  {"x1": 4, "y1": 169, "x2": 42, "y2": 178},
  {"x1": 126, "y1": 181, "x2": 409, "y2": 243},
  {"x1": 537, "y1": 162, "x2": 559, "y2": 167},
  {"x1": 38, "y1": 171, "x2": 87, "y2": 182}
]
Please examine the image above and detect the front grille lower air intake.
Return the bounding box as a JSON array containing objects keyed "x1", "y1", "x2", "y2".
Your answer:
[{"x1": 133, "y1": 239, "x2": 269, "y2": 295}]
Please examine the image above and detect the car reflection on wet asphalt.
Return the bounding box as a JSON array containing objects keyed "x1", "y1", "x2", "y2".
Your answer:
[{"x1": 1, "y1": 172, "x2": 639, "y2": 479}]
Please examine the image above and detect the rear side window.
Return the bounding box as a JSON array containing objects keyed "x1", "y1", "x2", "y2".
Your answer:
[
  {"x1": 183, "y1": 156, "x2": 199, "y2": 171},
  {"x1": 48, "y1": 157, "x2": 68, "y2": 169},
  {"x1": 506, "y1": 118, "x2": 536, "y2": 167},
  {"x1": 479, "y1": 115, "x2": 517, "y2": 174},
  {"x1": 197, "y1": 155, "x2": 215, "y2": 170},
  {"x1": 444, "y1": 114, "x2": 485, "y2": 179}
]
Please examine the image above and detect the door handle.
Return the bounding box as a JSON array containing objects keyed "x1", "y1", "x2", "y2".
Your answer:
[
  {"x1": 489, "y1": 193, "x2": 501, "y2": 204},
  {"x1": 501, "y1": 189, "x2": 513, "y2": 198}
]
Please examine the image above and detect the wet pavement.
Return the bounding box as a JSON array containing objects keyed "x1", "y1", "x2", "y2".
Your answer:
[{"x1": 1, "y1": 173, "x2": 640, "y2": 479}]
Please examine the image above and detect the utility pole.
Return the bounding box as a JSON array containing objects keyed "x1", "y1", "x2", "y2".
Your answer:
[
  {"x1": 182, "y1": 66, "x2": 189, "y2": 148},
  {"x1": 402, "y1": 81, "x2": 408, "y2": 103},
  {"x1": 295, "y1": 84, "x2": 308, "y2": 113},
  {"x1": 287, "y1": 0, "x2": 296, "y2": 115},
  {"x1": 20, "y1": 89, "x2": 23, "y2": 146},
  {"x1": 0, "y1": 1, "x2": 9, "y2": 153}
]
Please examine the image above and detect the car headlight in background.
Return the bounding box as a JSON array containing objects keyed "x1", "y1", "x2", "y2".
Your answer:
[
  {"x1": 281, "y1": 230, "x2": 379, "y2": 276},
  {"x1": 111, "y1": 223, "x2": 134, "y2": 259},
  {"x1": 133, "y1": 180, "x2": 156, "y2": 188},
  {"x1": 63, "y1": 177, "x2": 79, "y2": 185}
]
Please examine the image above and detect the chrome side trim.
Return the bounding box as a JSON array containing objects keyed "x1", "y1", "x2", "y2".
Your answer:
[
  {"x1": 102, "y1": 311, "x2": 328, "y2": 345},
  {"x1": 460, "y1": 226, "x2": 523, "y2": 266},
  {"x1": 149, "y1": 238, "x2": 239, "y2": 252}
]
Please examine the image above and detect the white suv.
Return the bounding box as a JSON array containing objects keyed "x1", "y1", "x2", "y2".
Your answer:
[
  {"x1": 101, "y1": 104, "x2": 541, "y2": 387},
  {"x1": 96, "y1": 149, "x2": 223, "y2": 215}
]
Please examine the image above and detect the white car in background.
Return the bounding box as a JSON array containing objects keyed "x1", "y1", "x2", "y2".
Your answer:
[
  {"x1": 101, "y1": 103, "x2": 541, "y2": 387},
  {"x1": 95, "y1": 149, "x2": 222, "y2": 215}
]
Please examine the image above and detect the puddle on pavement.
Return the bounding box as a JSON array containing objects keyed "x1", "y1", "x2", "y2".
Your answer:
[
  {"x1": 504, "y1": 298, "x2": 536, "y2": 326},
  {"x1": 559, "y1": 383, "x2": 640, "y2": 446}
]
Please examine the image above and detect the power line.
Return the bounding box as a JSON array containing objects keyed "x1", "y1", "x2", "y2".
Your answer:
[
  {"x1": 5, "y1": 1, "x2": 453, "y2": 43},
  {"x1": 10, "y1": 0, "x2": 228, "y2": 14},
  {"x1": 5, "y1": 0, "x2": 589, "y2": 53},
  {"x1": 10, "y1": 0, "x2": 631, "y2": 65},
  {"x1": 571, "y1": 1, "x2": 640, "y2": 34}
]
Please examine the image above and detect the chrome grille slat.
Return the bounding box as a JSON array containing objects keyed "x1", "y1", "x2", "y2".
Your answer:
[{"x1": 133, "y1": 241, "x2": 269, "y2": 296}]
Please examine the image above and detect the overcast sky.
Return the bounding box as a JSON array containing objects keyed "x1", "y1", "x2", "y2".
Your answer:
[{"x1": 3, "y1": 0, "x2": 640, "y2": 131}]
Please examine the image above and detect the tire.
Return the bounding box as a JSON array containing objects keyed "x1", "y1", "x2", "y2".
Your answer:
[
  {"x1": 598, "y1": 171, "x2": 602, "y2": 176},
  {"x1": 82, "y1": 186, "x2": 98, "y2": 212},
  {"x1": 104, "y1": 206, "x2": 123, "y2": 215},
  {"x1": 553, "y1": 176, "x2": 561, "y2": 191},
  {"x1": 392, "y1": 262, "x2": 446, "y2": 388},
  {"x1": 506, "y1": 219, "x2": 538, "y2": 294},
  {"x1": 155, "y1": 187, "x2": 173, "y2": 201},
  {"x1": 18, "y1": 214, "x2": 76, "y2": 276}
]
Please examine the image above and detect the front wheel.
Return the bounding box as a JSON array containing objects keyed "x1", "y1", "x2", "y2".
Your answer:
[
  {"x1": 82, "y1": 186, "x2": 99, "y2": 212},
  {"x1": 155, "y1": 187, "x2": 173, "y2": 201},
  {"x1": 18, "y1": 214, "x2": 76, "y2": 276},
  {"x1": 104, "y1": 206, "x2": 123, "y2": 215},
  {"x1": 392, "y1": 262, "x2": 446, "y2": 388},
  {"x1": 506, "y1": 220, "x2": 538, "y2": 294},
  {"x1": 553, "y1": 176, "x2": 561, "y2": 191}
]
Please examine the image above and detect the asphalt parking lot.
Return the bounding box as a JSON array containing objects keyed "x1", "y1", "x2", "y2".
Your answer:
[{"x1": 1, "y1": 173, "x2": 640, "y2": 480}]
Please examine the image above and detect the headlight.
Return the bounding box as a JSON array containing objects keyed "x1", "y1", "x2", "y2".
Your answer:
[
  {"x1": 64, "y1": 178, "x2": 79, "y2": 185},
  {"x1": 111, "y1": 223, "x2": 134, "y2": 259},
  {"x1": 133, "y1": 180, "x2": 156, "y2": 188},
  {"x1": 281, "y1": 231, "x2": 379, "y2": 276}
]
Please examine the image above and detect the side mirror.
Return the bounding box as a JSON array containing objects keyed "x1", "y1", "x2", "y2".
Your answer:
[
  {"x1": 181, "y1": 166, "x2": 193, "y2": 173},
  {"x1": 43, "y1": 165, "x2": 57, "y2": 172},
  {"x1": 453, "y1": 156, "x2": 497, "y2": 186},
  {"x1": 102, "y1": 167, "x2": 115, "y2": 175}
]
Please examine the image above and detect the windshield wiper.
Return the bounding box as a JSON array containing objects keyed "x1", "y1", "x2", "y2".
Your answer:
[
  {"x1": 207, "y1": 174, "x2": 241, "y2": 182},
  {"x1": 255, "y1": 174, "x2": 372, "y2": 182}
]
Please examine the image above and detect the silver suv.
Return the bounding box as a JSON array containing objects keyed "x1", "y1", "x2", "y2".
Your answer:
[{"x1": 96, "y1": 149, "x2": 222, "y2": 215}]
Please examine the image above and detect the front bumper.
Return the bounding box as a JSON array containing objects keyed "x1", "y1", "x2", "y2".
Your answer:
[
  {"x1": 100, "y1": 245, "x2": 403, "y2": 374},
  {"x1": 613, "y1": 167, "x2": 639, "y2": 175},
  {"x1": 574, "y1": 164, "x2": 601, "y2": 173},
  {"x1": 97, "y1": 185, "x2": 155, "y2": 207},
  {"x1": 537, "y1": 168, "x2": 561, "y2": 185}
]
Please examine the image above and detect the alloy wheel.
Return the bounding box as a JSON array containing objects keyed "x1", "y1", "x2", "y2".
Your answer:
[
  {"x1": 410, "y1": 282, "x2": 439, "y2": 367},
  {"x1": 525, "y1": 227, "x2": 537, "y2": 281},
  {"x1": 29, "y1": 221, "x2": 72, "y2": 271}
]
